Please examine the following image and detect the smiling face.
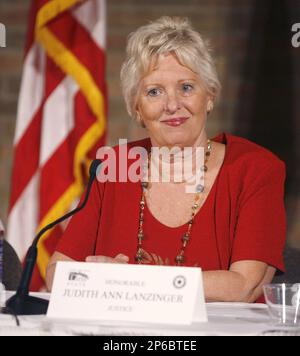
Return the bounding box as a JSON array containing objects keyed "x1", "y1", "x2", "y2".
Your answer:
[{"x1": 136, "y1": 53, "x2": 212, "y2": 149}]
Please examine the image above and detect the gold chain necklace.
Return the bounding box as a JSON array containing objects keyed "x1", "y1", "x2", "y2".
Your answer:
[{"x1": 135, "y1": 140, "x2": 212, "y2": 266}]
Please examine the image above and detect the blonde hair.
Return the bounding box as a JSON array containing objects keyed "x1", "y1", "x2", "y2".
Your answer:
[{"x1": 120, "y1": 16, "x2": 221, "y2": 120}]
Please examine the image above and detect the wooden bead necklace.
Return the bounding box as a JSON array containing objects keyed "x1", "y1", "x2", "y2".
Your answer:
[{"x1": 135, "y1": 140, "x2": 212, "y2": 266}]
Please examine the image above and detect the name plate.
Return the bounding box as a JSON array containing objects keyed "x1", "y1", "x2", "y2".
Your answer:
[{"x1": 47, "y1": 262, "x2": 207, "y2": 325}]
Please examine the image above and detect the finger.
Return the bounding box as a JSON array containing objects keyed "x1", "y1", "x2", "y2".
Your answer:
[
  {"x1": 140, "y1": 249, "x2": 153, "y2": 264},
  {"x1": 86, "y1": 256, "x2": 108, "y2": 263},
  {"x1": 165, "y1": 258, "x2": 170, "y2": 266},
  {"x1": 157, "y1": 255, "x2": 164, "y2": 266},
  {"x1": 150, "y1": 253, "x2": 160, "y2": 265},
  {"x1": 86, "y1": 256, "x2": 122, "y2": 264},
  {"x1": 115, "y1": 254, "x2": 129, "y2": 263}
]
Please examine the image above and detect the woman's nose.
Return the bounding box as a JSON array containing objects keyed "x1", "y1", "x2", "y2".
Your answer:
[{"x1": 164, "y1": 92, "x2": 182, "y2": 114}]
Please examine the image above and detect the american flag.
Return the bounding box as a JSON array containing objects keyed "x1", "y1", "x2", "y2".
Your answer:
[{"x1": 7, "y1": 0, "x2": 107, "y2": 290}]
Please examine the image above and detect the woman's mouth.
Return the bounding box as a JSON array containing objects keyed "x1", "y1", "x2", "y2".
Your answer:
[{"x1": 161, "y1": 117, "x2": 189, "y2": 127}]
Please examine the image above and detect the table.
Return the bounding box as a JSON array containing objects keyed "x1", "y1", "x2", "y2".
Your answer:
[{"x1": 0, "y1": 292, "x2": 299, "y2": 336}]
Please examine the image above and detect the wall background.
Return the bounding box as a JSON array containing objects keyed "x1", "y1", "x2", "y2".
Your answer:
[{"x1": 0, "y1": 0, "x2": 299, "y2": 248}]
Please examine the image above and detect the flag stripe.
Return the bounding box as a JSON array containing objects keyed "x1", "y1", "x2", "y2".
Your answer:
[
  {"x1": 39, "y1": 93, "x2": 93, "y2": 219},
  {"x1": 36, "y1": 0, "x2": 83, "y2": 29},
  {"x1": 40, "y1": 76, "x2": 78, "y2": 166},
  {"x1": 9, "y1": 111, "x2": 42, "y2": 211},
  {"x1": 72, "y1": 0, "x2": 106, "y2": 49},
  {"x1": 24, "y1": 0, "x2": 48, "y2": 56},
  {"x1": 38, "y1": 91, "x2": 106, "y2": 221},
  {"x1": 14, "y1": 44, "x2": 45, "y2": 145},
  {"x1": 7, "y1": 172, "x2": 40, "y2": 258},
  {"x1": 48, "y1": 12, "x2": 107, "y2": 94},
  {"x1": 36, "y1": 27, "x2": 106, "y2": 133},
  {"x1": 9, "y1": 55, "x2": 67, "y2": 210}
]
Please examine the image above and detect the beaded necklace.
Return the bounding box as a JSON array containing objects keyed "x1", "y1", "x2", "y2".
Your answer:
[{"x1": 135, "y1": 140, "x2": 212, "y2": 266}]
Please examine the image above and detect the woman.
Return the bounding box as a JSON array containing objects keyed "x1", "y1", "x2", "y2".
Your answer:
[{"x1": 46, "y1": 17, "x2": 286, "y2": 302}]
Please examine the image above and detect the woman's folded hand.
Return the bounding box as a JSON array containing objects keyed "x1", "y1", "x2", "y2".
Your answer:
[
  {"x1": 85, "y1": 254, "x2": 129, "y2": 264},
  {"x1": 138, "y1": 249, "x2": 170, "y2": 266}
]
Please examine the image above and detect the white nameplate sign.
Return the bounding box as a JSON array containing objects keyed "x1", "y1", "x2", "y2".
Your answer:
[{"x1": 47, "y1": 262, "x2": 207, "y2": 325}]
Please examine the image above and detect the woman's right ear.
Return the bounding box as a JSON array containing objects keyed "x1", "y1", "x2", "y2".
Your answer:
[{"x1": 207, "y1": 100, "x2": 214, "y2": 116}]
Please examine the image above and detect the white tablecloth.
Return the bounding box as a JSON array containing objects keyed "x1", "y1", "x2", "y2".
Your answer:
[{"x1": 0, "y1": 292, "x2": 299, "y2": 336}]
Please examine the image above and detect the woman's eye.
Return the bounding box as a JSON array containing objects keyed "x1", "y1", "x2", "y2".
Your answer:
[
  {"x1": 147, "y1": 88, "x2": 161, "y2": 97},
  {"x1": 182, "y1": 84, "x2": 194, "y2": 92}
]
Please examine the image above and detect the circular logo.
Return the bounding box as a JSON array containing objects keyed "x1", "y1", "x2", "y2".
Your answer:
[{"x1": 173, "y1": 276, "x2": 187, "y2": 289}]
